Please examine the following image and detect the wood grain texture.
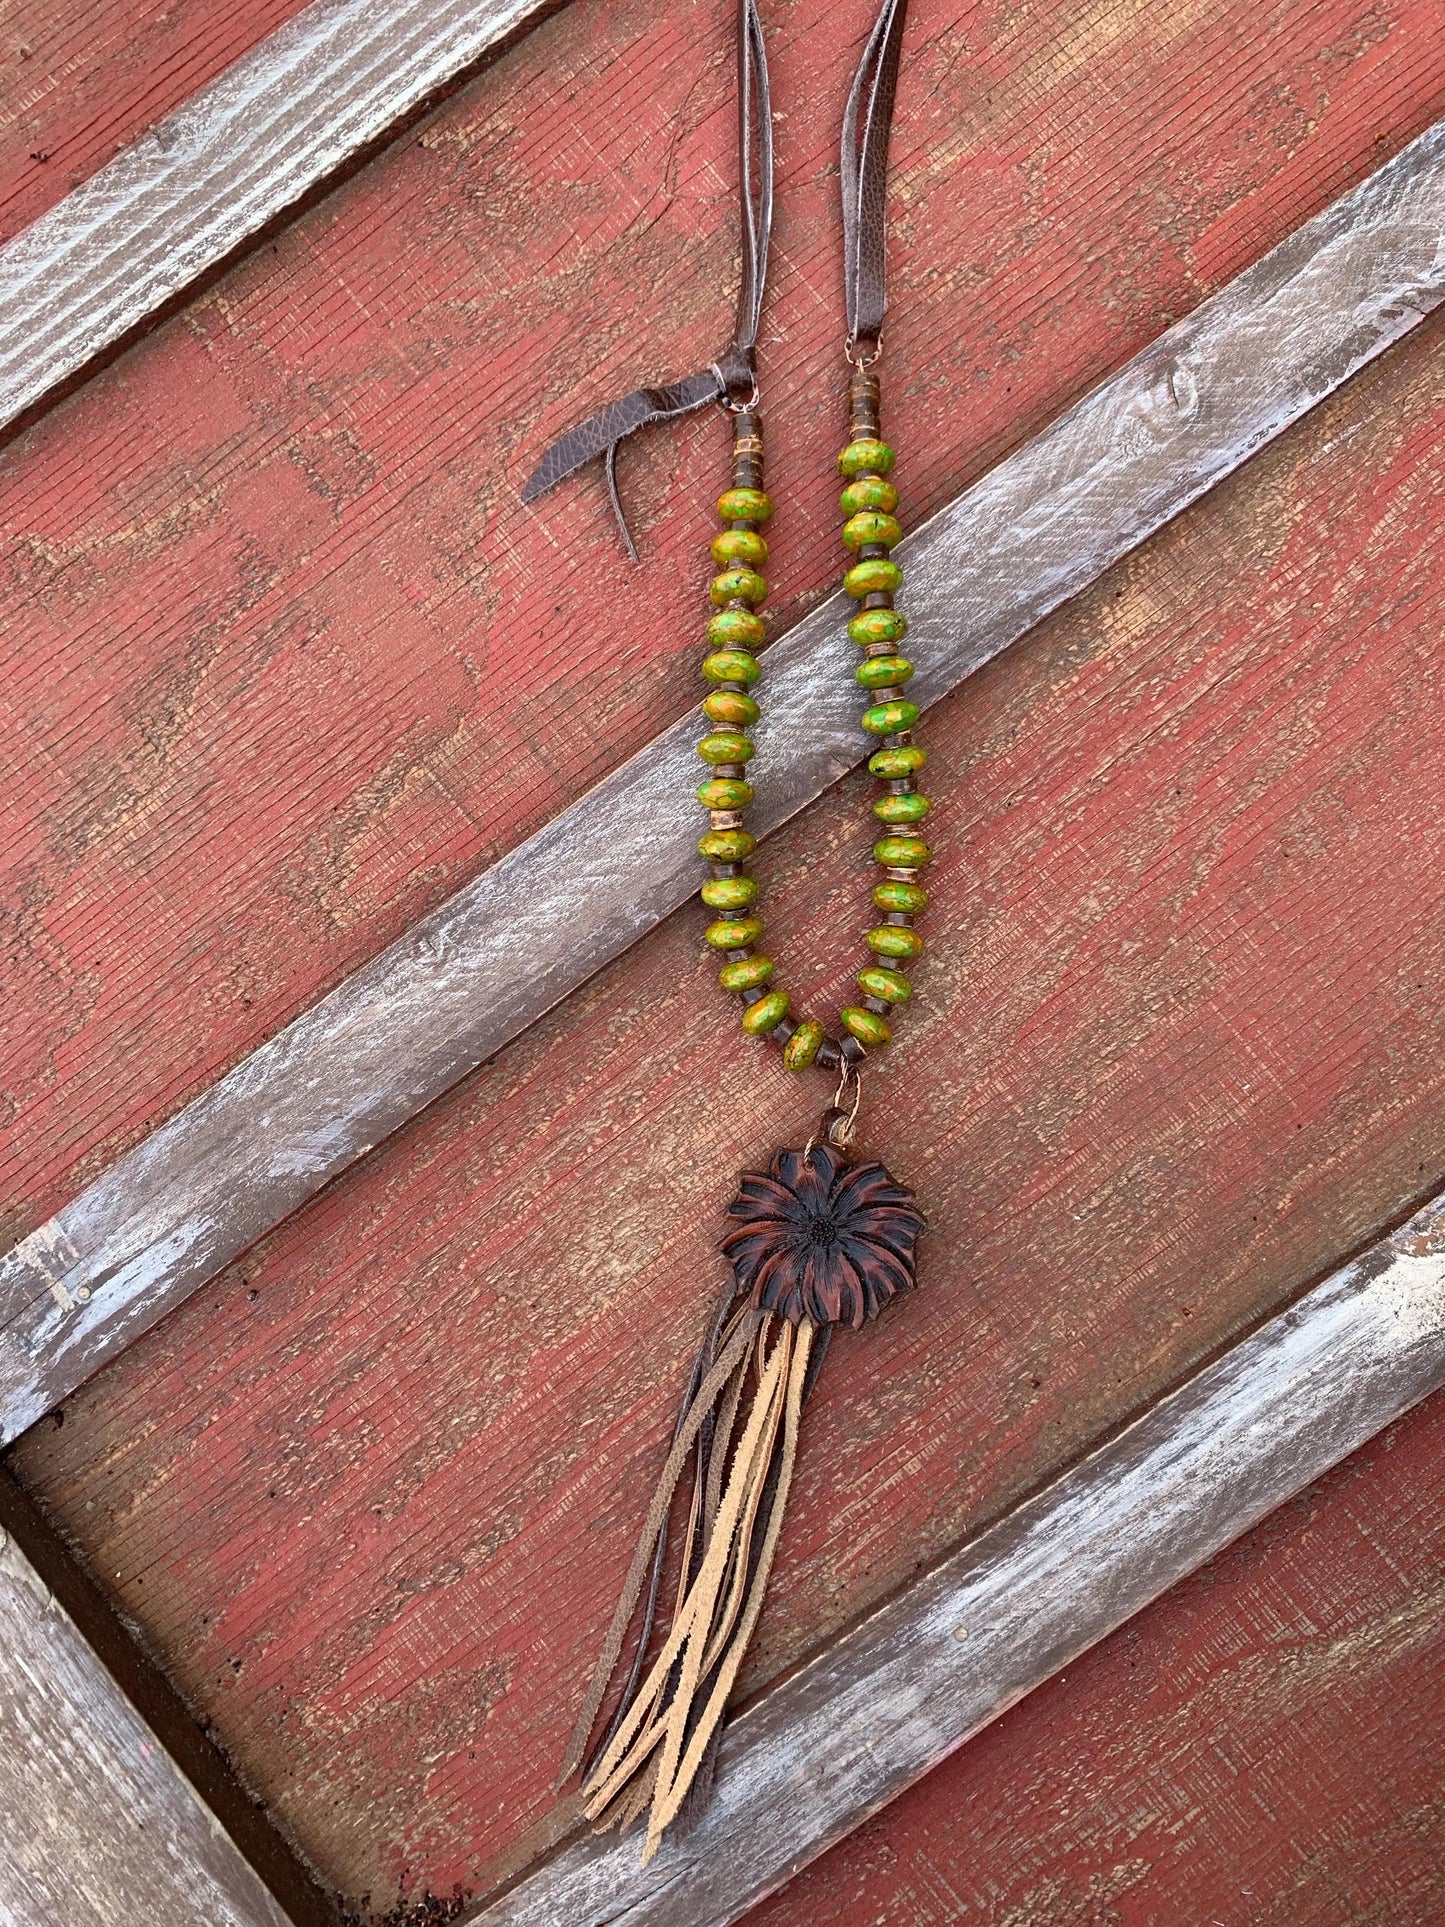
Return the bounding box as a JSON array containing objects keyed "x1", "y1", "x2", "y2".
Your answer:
[
  {"x1": 0, "y1": 0, "x2": 310, "y2": 247},
  {"x1": 7, "y1": 0, "x2": 1445, "y2": 1915},
  {"x1": 0, "y1": 1520, "x2": 297, "y2": 1927},
  {"x1": 5, "y1": 112, "x2": 1442, "y2": 1443},
  {"x1": 0, "y1": 0, "x2": 560, "y2": 434},
  {"x1": 461, "y1": 1197, "x2": 1445, "y2": 1927},
  {"x1": 13, "y1": 273, "x2": 1445, "y2": 1914},
  {"x1": 5, "y1": 0, "x2": 1443, "y2": 1256},
  {"x1": 746, "y1": 1387, "x2": 1445, "y2": 1927}
]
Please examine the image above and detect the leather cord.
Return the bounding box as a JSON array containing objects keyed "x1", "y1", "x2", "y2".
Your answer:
[
  {"x1": 520, "y1": 0, "x2": 773, "y2": 561},
  {"x1": 841, "y1": 0, "x2": 908, "y2": 359}
]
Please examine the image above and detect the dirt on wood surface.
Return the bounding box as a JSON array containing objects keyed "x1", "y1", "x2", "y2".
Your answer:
[{"x1": 342, "y1": 1888, "x2": 469, "y2": 1927}]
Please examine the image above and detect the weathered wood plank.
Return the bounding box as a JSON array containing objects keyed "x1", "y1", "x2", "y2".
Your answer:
[
  {"x1": 3, "y1": 117, "x2": 1443, "y2": 1444},
  {"x1": 747, "y1": 1388, "x2": 1445, "y2": 1927},
  {"x1": 0, "y1": 0, "x2": 311, "y2": 247},
  {"x1": 0, "y1": 0, "x2": 558, "y2": 432},
  {"x1": 0, "y1": 1493, "x2": 305, "y2": 1927},
  {"x1": 461, "y1": 1194, "x2": 1445, "y2": 1927}
]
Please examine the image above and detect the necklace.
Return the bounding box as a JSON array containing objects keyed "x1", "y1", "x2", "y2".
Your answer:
[{"x1": 524, "y1": 0, "x2": 919, "y2": 1858}]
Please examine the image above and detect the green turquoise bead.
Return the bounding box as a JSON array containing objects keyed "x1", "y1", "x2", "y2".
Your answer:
[
  {"x1": 868, "y1": 744, "x2": 927, "y2": 778},
  {"x1": 710, "y1": 567, "x2": 768, "y2": 608},
  {"x1": 840, "y1": 1004, "x2": 891, "y2": 1048},
  {"x1": 702, "y1": 649, "x2": 761, "y2": 686},
  {"x1": 717, "y1": 486, "x2": 774, "y2": 524},
  {"x1": 719, "y1": 953, "x2": 775, "y2": 991},
  {"x1": 697, "y1": 731, "x2": 754, "y2": 766},
  {"x1": 741, "y1": 989, "x2": 790, "y2": 1035},
  {"x1": 867, "y1": 924, "x2": 924, "y2": 960},
  {"x1": 702, "y1": 875, "x2": 758, "y2": 911},
  {"x1": 782, "y1": 1019, "x2": 824, "y2": 1070},
  {"x1": 843, "y1": 558, "x2": 903, "y2": 599},
  {"x1": 874, "y1": 878, "x2": 929, "y2": 914},
  {"x1": 838, "y1": 438, "x2": 897, "y2": 478},
  {"x1": 712, "y1": 528, "x2": 768, "y2": 568},
  {"x1": 705, "y1": 913, "x2": 764, "y2": 950},
  {"x1": 843, "y1": 511, "x2": 903, "y2": 551},
  {"x1": 858, "y1": 964, "x2": 912, "y2": 1004},
  {"x1": 707, "y1": 609, "x2": 766, "y2": 650},
  {"x1": 862, "y1": 699, "x2": 920, "y2": 735},
  {"x1": 874, "y1": 791, "x2": 930, "y2": 826},
  {"x1": 856, "y1": 655, "x2": 914, "y2": 690},
  {"x1": 874, "y1": 834, "x2": 931, "y2": 867},
  {"x1": 840, "y1": 476, "x2": 898, "y2": 516},
  {"x1": 703, "y1": 689, "x2": 760, "y2": 727},
  {"x1": 849, "y1": 607, "x2": 908, "y2": 648},
  {"x1": 698, "y1": 828, "x2": 756, "y2": 862},
  {"x1": 697, "y1": 777, "x2": 754, "y2": 809}
]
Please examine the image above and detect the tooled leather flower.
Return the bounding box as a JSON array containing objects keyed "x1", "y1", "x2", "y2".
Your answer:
[{"x1": 721, "y1": 1144, "x2": 925, "y2": 1329}]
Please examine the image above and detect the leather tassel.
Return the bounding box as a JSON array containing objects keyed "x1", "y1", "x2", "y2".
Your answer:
[{"x1": 577, "y1": 1311, "x2": 816, "y2": 1860}]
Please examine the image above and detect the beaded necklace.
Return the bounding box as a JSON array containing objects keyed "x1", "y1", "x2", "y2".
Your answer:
[{"x1": 524, "y1": 0, "x2": 921, "y2": 1857}]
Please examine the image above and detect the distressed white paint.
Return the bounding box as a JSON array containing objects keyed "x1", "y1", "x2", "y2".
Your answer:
[
  {"x1": 0, "y1": 0, "x2": 554, "y2": 430},
  {"x1": 464, "y1": 1196, "x2": 1445, "y2": 1927},
  {"x1": 0, "y1": 1531, "x2": 293, "y2": 1927},
  {"x1": 3, "y1": 120, "x2": 1444, "y2": 1441}
]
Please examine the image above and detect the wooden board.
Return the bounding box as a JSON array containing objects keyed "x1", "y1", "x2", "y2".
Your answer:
[
  {"x1": 6, "y1": 0, "x2": 1445, "y2": 1918},
  {"x1": 13, "y1": 272, "x2": 1445, "y2": 1916},
  {"x1": 0, "y1": 0, "x2": 309, "y2": 244},
  {"x1": 461, "y1": 1195, "x2": 1445, "y2": 1927},
  {"x1": 0, "y1": 0, "x2": 563, "y2": 435},
  {"x1": 0, "y1": 1485, "x2": 301, "y2": 1927},
  {"x1": 7, "y1": 113, "x2": 1443, "y2": 1443},
  {"x1": 745, "y1": 1387, "x2": 1445, "y2": 1927}
]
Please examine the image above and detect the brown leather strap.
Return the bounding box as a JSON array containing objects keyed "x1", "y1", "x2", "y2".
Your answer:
[
  {"x1": 841, "y1": 0, "x2": 908, "y2": 359},
  {"x1": 521, "y1": 0, "x2": 773, "y2": 560}
]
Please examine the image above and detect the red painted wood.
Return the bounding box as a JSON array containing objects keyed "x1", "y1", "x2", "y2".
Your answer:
[
  {"x1": 6, "y1": 0, "x2": 1445, "y2": 1917},
  {"x1": 746, "y1": 1389, "x2": 1445, "y2": 1927},
  {"x1": 0, "y1": 0, "x2": 312, "y2": 245},
  {"x1": 15, "y1": 297, "x2": 1445, "y2": 1913}
]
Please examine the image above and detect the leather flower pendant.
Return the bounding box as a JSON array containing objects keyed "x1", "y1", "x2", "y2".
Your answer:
[{"x1": 721, "y1": 1143, "x2": 925, "y2": 1329}]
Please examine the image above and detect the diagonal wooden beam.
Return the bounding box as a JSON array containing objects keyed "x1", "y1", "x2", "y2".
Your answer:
[
  {"x1": 0, "y1": 0, "x2": 560, "y2": 437},
  {"x1": 0, "y1": 1467, "x2": 335, "y2": 1927},
  {"x1": 462, "y1": 1192, "x2": 1445, "y2": 1927},
  {"x1": 2, "y1": 120, "x2": 1444, "y2": 1444}
]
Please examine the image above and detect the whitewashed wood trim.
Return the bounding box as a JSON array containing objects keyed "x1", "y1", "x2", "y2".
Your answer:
[
  {"x1": 464, "y1": 1195, "x2": 1445, "y2": 1927},
  {"x1": 2, "y1": 121, "x2": 1443, "y2": 1443},
  {"x1": 0, "y1": 0, "x2": 556, "y2": 432},
  {"x1": 0, "y1": 1527, "x2": 298, "y2": 1927}
]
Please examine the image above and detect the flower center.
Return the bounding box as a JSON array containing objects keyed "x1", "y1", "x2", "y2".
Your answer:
[{"x1": 798, "y1": 1208, "x2": 841, "y2": 1252}]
